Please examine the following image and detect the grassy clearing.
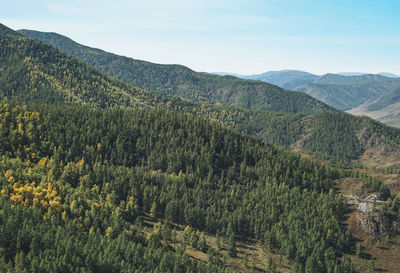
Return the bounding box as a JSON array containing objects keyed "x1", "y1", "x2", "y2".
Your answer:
[{"x1": 140, "y1": 216, "x2": 290, "y2": 272}]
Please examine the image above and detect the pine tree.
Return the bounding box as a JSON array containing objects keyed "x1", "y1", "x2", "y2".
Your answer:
[{"x1": 227, "y1": 233, "x2": 237, "y2": 258}]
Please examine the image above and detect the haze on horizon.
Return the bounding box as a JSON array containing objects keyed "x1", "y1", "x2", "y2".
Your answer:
[{"x1": 1, "y1": 0, "x2": 399, "y2": 75}]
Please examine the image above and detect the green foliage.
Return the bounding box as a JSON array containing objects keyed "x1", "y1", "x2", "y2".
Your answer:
[
  {"x1": 18, "y1": 29, "x2": 333, "y2": 114},
  {"x1": 4, "y1": 24, "x2": 400, "y2": 165},
  {"x1": 247, "y1": 71, "x2": 400, "y2": 112},
  {"x1": 304, "y1": 112, "x2": 364, "y2": 161},
  {"x1": 266, "y1": 254, "x2": 277, "y2": 273},
  {"x1": 0, "y1": 100, "x2": 361, "y2": 271},
  {"x1": 0, "y1": 24, "x2": 397, "y2": 272},
  {"x1": 356, "y1": 242, "x2": 362, "y2": 257},
  {"x1": 227, "y1": 234, "x2": 237, "y2": 258}
]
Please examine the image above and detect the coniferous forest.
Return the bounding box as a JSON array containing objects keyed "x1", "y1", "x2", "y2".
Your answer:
[
  {"x1": 0, "y1": 100, "x2": 366, "y2": 272},
  {"x1": 0, "y1": 23, "x2": 400, "y2": 272}
]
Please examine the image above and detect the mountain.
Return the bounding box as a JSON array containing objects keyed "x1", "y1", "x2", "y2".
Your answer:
[
  {"x1": 0, "y1": 23, "x2": 384, "y2": 272},
  {"x1": 1, "y1": 23, "x2": 400, "y2": 271},
  {"x1": 238, "y1": 70, "x2": 400, "y2": 126},
  {"x1": 11, "y1": 26, "x2": 400, "y2": 170},
  {"x1": 338, "y1": 72, "x2": 366, "y2": 76},
  {"x1": 378, "y1": 72, "x2": 400, "y2": 78},
  {"x1": 17, "y1": 29, "x2": 332, "y2": 114},
  {"x1": 212, "y1": 72, "x2": 245, "y2": 77},
  {"x1": 348, "y1": 87, "x2": 400, "y2": 128},
  {"x1": 1, "y1": 95, "x2": 376, "y2": 273},
  {"x1": 298, "y1": 74, "x2": 400, "y2": 126},
  {"x1": 339, "y1": 72, "x2": 399, "y2": 78},
  {"x1": 242, "y1": 70, "x2": 319, "y2": 90},
  {"x1": 295, "y1": 73, "x2": 399, "y2": 110}
]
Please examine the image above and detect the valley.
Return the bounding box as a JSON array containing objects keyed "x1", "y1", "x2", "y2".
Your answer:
[{"x1": 237, "y1": 70, "x2": 400, "y2": 128}]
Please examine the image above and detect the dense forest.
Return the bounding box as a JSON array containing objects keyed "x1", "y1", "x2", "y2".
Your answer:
[
  {"x1": 17, "y1": 29, "x2": 333, "y2": 114},
  {"x1": 12, "y1": 26, "x2": 400, "y2": 166},
  {"x1": 1, "y1": 99, "x2": 396, "y2": 272},
  {"x1": 1, "y1": 23, "x2": 400, "y2": 272}
]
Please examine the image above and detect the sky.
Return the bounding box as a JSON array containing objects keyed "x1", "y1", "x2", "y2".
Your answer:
[{"x1": 1, "y1": 0, "x2": 400, "y2": 75}]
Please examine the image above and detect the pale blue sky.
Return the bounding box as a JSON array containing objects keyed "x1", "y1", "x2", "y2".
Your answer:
[{"x1": 1, "y1": 0, "x2": 400, "y2": 75}]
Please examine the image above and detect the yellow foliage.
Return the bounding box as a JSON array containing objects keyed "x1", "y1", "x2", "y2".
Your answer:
[
  {"x1": 62, "y1": 211, "x2": 67, "y2": 220},
  {"x1": 105, "y1": 227, "x2": 113, "y2": 237},
  {"x1": 4, "y1": 170, "x2": 14, "y2": 179},
  {"x1": 89, "y1": 226, "x2": 95, "y2": 235},
  {"x1": 91, "y1": 184, "x2": 100, "y2": 192},
  {"x1": 40, "y1": 200, "x2": 49, "y2": 209},
  {"x1": 8, "y1": 176, "x2": 15, "y2": 183},
  {"x1": 70, "y1": 200, "x2": 78, "y2": 212},
  {"x1": 7, "y1": 181, "x2": 62, "y2": 212},
  {"x1": 77, "y1": 158, "x2": 85, "y2": 168},
  {"x1": 17, "y1": 123, "x2": 23, "y2": 134},
  {"x1": 49, "y1": 199, "x2": 62, "y2": 213},
  {"x1": 146, "y1": 233, "x2": 153, "y2": 241},
  {"x1": 153, "y1": 222, "x2": 162, "y2": 235},
  {"x1": 37, "y1": 157, "x2": 48, "y2": 167}
]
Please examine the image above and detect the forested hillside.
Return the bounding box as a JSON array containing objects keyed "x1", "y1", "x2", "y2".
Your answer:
[
  {"x1": 295, "y1": 73, "x2": 400, "y2": 111},
  {"x1": 242, "y1": 70, "x2": 318, "y2": 90},
  {"x1": 1, "y1": 23, "x2": 400, "y2": 272},
  {"x1": 17, "y1": 29, "x2": 332, "y2": 114},
  {"x1": 240, "y1": 70, "x2": 400, "y2": 113},
  {"x1": 2, "y1": 24, "x2": 400, "y2": 168},
  {"x1": 2, "y1": 99, "x2": 395, "y2": 272},
  {"x1": 236, "y1": 68, "x2": 400, "y2": 127}
]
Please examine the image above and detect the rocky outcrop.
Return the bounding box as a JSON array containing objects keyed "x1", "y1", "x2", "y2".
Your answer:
[
  {"x1": 345, "y1": 194, "x2": 390, "y2": 236},
  {"x1": 356, "y1": 127, "x2": 382, "y2": 148}
]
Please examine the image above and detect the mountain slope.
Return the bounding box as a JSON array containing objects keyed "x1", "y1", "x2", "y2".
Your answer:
[
  {"x1": 239, "y1": 70, "x2": 400, "y2": 126},
  {"x1": 303, "y1": 74, "x2": 400, "y2": 123},
  {"x1": 337, "y1": 72, "x2": 400, "y2": 78},
  {"x1": 243, "y1": 70, "x2": 319, "y2": 90},
  {"x1": 18, "y1": 29, "x2": 332, "y2": 114},
  {"x1": 1, "y1": 26, "x2": 167, "y2": 108},
  {"x1": 9, "y1": 25, "x2": 400, "y2": 169},
  {"x1": 1, "y1": 24, "x2": 374, "y2": 272},
  {"x1": 0, "y1": 23, "x2": 399, "y2": 273},
  {"x1": 244, "y1": 71, "x2": 400, "y2": 111},
  {"x1": 0, "y1": 94, "x2": 374, "y2": 272},
  {"x1": 348, "y1": 90, "x2": 400, "y2": 128}
]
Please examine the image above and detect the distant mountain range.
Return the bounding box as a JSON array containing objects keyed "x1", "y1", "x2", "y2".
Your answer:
[
  {"x1": 218, "y1": 70, "x2": 400, "y2": 127},
  {"x1": 338, "y1": 72, "x2": 399, "y2": 78},
  {"x1": 217, "y1": 71, "x2": 399, "y2": 79},
  {"x1": 18, "y1": 29, "x2": 400, "y2": 127}
]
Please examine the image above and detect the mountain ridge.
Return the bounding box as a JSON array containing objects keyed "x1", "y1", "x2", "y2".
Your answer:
[
  {"x1": 10, "y1": 25, "x2": 400, "y2": 170},
  {"x1": 17, "y1": 29, "x2": 332, "y2": 115},
  {"x1": 237, "y1": 69, "x2": 400, "y2": 126}
]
